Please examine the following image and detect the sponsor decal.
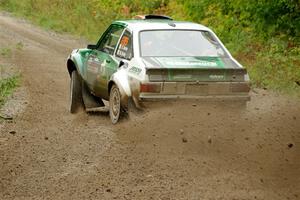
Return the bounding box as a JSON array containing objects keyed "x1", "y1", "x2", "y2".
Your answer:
[
  {"x1": 117, "y1": 49, "x2": 127, "y2": 58},
  {"x1": 173, "y1": 74, "x2": 192, "y2": 79},
  {"x1": 99, "y1": 61, "x2": 106, "y2": 74},
  {"x1": 155, "y1": 57, "x2": 225, "y2": 68},
  {"x1": 87, "y1": 58, "x2": 104, "y2": 74},
  {"x1": 209, "y1": 74, "x2": 225, "y2": 80},
  {"x1": 165, "y1": 60, "x2": 218, "y2": 67},
  {"x1": 87, "y1": 61, "x2": 98, "y2": 73},
  {"x1": 129, "y1": 66, "x2": 142, "y2": 75}
]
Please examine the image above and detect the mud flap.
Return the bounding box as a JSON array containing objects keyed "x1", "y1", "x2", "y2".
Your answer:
[
  {"x1": 126, "y1": 97, "x2": 143, "y2": 119},
  {"x1": 82, "y1": 83, "x2": 106, "y2": 112}
]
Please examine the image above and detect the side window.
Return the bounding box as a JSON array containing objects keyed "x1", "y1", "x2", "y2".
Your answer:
[
  {"x1": 116, "y1": 30, "x2": 133, "y2": 60},
  {"x1": 98, "y1": 25, "x2": 124, "y2": 55}
]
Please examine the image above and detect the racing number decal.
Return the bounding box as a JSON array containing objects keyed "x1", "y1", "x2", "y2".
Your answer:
[
  {"x1": 120, "y1": 36, "x2": 129, "y2": 47},
  {"x1": 116, "y1": 32, "x2": 132, "y2": 60},
  {"x1": 117, "y1": 36, "x2": 129, "y2": 58}
]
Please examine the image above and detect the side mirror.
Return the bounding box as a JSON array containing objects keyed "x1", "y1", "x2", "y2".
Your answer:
[
  {"x1": 119, "y1": 60, "x2": 128, "y2": 68},
  {"x1": 87, "y1": 44, "x2": 97, "y2": 49}
]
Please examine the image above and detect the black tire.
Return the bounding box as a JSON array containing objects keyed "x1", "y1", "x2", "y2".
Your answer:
[
  {"x1": 69, "y1": 70, "x2": 83, "y2": 113},
  {"x1": 109, "y1": 85, "x2": 122, "y2": 124}
]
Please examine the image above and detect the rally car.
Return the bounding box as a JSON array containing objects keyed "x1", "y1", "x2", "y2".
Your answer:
[{"x1": 66, "y1": 15, "x2": 250, "y2": 124}]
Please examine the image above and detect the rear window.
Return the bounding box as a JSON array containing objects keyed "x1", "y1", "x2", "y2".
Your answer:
[{"x1": 139, "y1": 30, "x2": 228, "y2": 57}]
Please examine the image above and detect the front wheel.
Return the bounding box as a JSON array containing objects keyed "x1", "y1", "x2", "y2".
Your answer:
[
  {"x1": 69, "y1": 70, "x2": 83, "y2": 113},
  {"x1": 109, "y1": 85, "x2": 122, "y2": 124}
]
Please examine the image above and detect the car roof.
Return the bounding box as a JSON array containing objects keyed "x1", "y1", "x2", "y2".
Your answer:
[{"x1": 113, "y1": 20, "x2": 212, "y2": 32}]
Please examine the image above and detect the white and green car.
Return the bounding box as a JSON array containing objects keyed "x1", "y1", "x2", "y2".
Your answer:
[{"x1": 67, "y1": 15, "x2": 250, "y2": 124}]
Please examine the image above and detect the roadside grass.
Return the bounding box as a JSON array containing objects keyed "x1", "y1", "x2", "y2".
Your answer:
[
  {"x1": 0, "y1": 74, "x2": 20, "y2": 107},
  {"x1": 0, "y1": 43, "x2": 23, "y2": 108},
  {"x1": 0, "y1": 0, "x2": 104, "y2": 41},
  {"x1": 16, "y1": 41, "x2": 24, "y2": 50},
  {"x1": 231, "y1": 37, "x2": 300, "y2": 96},
  {"x1": 1, "y1": 42, "x2": 24, "y2": 57},
  {"x1": 0, "y1": 47, "x2": 12, "y2": 57}
]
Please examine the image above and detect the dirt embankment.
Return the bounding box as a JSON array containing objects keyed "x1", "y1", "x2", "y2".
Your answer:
[{"x1": 0, "y1": 12, "x2": 299, "y2": 200}]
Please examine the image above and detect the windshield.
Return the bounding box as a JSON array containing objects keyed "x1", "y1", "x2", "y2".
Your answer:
[{"x1": 140, "y1": 30, "x2": 228, "y2": 57}]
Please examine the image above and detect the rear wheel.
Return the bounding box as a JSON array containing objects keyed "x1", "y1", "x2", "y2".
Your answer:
[
  {"x1": 109, "y1": 85, "x2": 122, "y2": 124},
  {"x1": 69, "y1": 70, "x2": 83, "y2": 113}
]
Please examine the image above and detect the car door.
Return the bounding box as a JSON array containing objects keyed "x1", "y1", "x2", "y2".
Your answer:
[{"x1": 86, "y1": 24, "x2": 125, "y2": 98}]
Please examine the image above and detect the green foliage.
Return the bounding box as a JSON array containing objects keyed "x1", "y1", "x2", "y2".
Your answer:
[
  {"x1": 247, "y1": 41, "x2": 300, "y2": 93},
  {"x1": 0, "y1": 47, "x2": 12, "y2": 57},
  {"x1": 0, "y1": 0, "x2": 299, "y2": 95},
  {"x1": 1, "y1": 42, "x2": 24, "y2": 57},
  {"x1": 0, "y1": 74, "x2": 20, "y2": 106},
  {"x1": 16, "y1": 41, "x2": 24, "y2": 50}
]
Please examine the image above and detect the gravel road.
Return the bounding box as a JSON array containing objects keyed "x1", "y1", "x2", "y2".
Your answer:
[{"x1": 0, "y1": 13, "x2": 299, "y2": 200}]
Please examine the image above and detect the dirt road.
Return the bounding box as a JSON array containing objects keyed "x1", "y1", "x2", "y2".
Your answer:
[{"x1": 0, "y1": 13, "x2": 299, "y2": 200}]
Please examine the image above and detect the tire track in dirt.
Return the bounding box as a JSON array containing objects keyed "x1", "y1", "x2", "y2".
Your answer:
[
  {"x1": 0, "y1": 12, "x2": 299, "y2": 200},
  {"x1": 0, "y1": 13, "x2": 115, "y2": 200}
]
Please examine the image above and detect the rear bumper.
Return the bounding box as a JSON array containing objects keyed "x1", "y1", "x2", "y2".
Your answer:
[
  {"x1": 138, "y1": 81, "x2": 250, "y2": 101},
  {"x1": 139, "y1": 94, "x2": 250, "y2": 101}
]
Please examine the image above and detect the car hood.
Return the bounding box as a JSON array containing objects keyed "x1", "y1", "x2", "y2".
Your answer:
[{"x1": 141, "y1": 56, "x2": 239, "y2": 69}]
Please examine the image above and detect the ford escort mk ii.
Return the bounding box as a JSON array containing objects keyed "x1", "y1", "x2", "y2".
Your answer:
[{"x1": 67, "y1": 15, "x2": 250, "y2": 123}]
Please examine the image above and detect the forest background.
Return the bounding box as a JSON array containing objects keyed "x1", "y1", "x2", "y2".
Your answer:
[{"x1": 0, "y1": 0, "x2": 299, "y2": 95}]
